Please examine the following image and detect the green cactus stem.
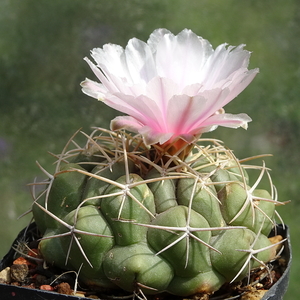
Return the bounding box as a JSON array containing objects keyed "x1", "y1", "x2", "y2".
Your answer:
[{"x1": 30, "y1": 128, "x2": 286, "y2": 298}]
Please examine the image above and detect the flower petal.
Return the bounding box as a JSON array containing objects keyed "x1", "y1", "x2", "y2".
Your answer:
[
  {"x1": 155, "y1": 29, "x2": 213, "y2": 89},
  {"x1": 196, "y1": 113, "x2": 252, "y2": 133},
  {"x1": 147, "y1": 28, "x2": 172, "y2": 52},
  {"x1": 124, "y1": 38, "x2": 157, "y2": 83},
  {"x1": 222, "y1": 68, "x2": 259, "y2": 105},
  {"x1": 111, "y1": 115, "x2": 143, "y2": 132},
  {"x1": 139, "y1": 126, "x2": 173, "y2": 145},
  {"x1": 82, "y1": 57, "x2": 117, "y2": 95},
  {"x1": 90, "y1": 44, "x2": 129, "y2": 81},
  {"x1": 104, "y1": 93, "x2": 167, "y2": 132},
  {"x1": 200, "y1": 44, "x2": 249, "y2": 86},
  {"x1": 103, "y1": 77, "x2": 180, "y2": 133},
  {"x1": 111, "y1": 115, "x2": 173, "y2": 145},
  {"x1": 81, "y1": 78, "x2": 107, "y2": 100},
  {"x1": 165, "y1": 89, "x2": 230, "y2": 135}
]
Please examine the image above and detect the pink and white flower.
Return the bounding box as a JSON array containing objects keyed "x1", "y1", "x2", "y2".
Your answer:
[{"x1": 81, "y1": 28, "x2": 258, "y2": 146}]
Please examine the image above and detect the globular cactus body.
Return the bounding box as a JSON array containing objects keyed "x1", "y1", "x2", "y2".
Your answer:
[{"x1": 32, "y1": 128, "x2": 282, "y2": 297}]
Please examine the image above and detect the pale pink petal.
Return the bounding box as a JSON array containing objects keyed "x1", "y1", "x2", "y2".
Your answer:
[
  {"x1": 111, "y1": 116, "x2": 173, "y2": 145},
  {"x1": 105, "y1": 72, "x2": 145, "y2": 96},
  {"x1": 83, "y1": 57, "x2": 118, "y2": 94},
  {"x1": 145, "y1": 77, "x2": 180, "y2": 120},
  {"x1": 195, "y1": 113, "x2": 252, "y2": 133},
  {"x1": 104, "y1": 93, "x2": 167, "y2": 132},
  {"x1": 182, "y1": 83, "x2": 203, "y2": 97},
  {"x1": 139, "y1": 126, "x2": 173, "y2": 145},
  {"x1": 90, "y1": 44, "x2": 129, "y2": 81},
  {"x1": 81, "y1": 78, "x2": 107, "y2": 99},
  {"x1": 166, "y1": 89, "x2": 230, "y2": 135},
  {"x1": 124, "y1": 38, "x2": 157, "y2": 83},
  {"x1": 222, "y1": 68, "x2": 259, "y2": 106},
  {"x1": 89, "y1": 46, "x2": 144, "y2": 95},
  {"x1": 147, "y1": 28, "x2": 172, "y2": 52},
  {"x1": 103, "y1": 77, "x2": 180, "y2": 133},
  {"x1": 103, "y1": 93, "x2": 149, "y2": 121},
  {"x1": 87, "y1": 46, "x2": 152, "y2": 96},
  {"x1": 111, "y1": 115, "x2": 143, "y2": 132},
  {"x1": 200, "y1": 44, "x2": 250, "y2": 87},
  {"x1": 155, "y1": 29, "x2": 213, "y2": 88}
]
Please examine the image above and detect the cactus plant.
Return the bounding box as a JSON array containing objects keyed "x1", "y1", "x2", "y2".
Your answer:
[
  {"x1": 30, "y1": 29, "x2": 286, "y2": 298},
  {"x1": 31, "y1": 128, "x2": 284, "y2": 297}
]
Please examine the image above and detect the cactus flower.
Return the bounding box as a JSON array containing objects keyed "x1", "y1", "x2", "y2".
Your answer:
[{"x1": 81, "y1": 28, "x2": 258, "y2": 146}]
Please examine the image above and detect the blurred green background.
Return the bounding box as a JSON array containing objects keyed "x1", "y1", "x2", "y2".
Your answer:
[{"x1": 0, "y1": 0, "x2": 298, "y2": 298}]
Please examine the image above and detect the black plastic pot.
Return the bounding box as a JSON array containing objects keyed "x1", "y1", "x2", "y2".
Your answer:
[{"x1": 0, "y1": 223, "x2": 291, "y2": 300}]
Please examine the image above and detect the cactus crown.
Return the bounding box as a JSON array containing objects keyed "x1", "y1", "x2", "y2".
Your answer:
[{"x1": 31, "y1": 127, "x2": 285, "y2": 298}]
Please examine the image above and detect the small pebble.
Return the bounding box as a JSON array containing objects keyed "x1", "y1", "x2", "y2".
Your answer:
[
  {"x1": 10, "y1": 264, "x2": 29, "y2": 282},
  {"x1": 269, "y1": 235, "x2": 283, "y2": 253},
  {"x1": 13, "y1": 256, "x2": 36, "y2": 269},
  {"x1": 40, "y1": 285, "x2": 54, "y2": 291},
  {"x1": 34, "y1": 274, "x2": 48, "y2": 285},
  {"x1": 56, "y1": 282, "x2": 72, "y2": 295},
  {"x1": 86, "y1": 295, "x2": 100, "y2": 299},
  {"x1": 13, "y1": 257, "x2": 28, "y2": 265},
  {"x1": 74, "y1": 292, "x2": 87, "y2": 298},
  {"x1": 0, "y1": 267, "x2": 11, "y2": 283},
  {"x1": 241, "y1": 290, "x2": 268, "y2": 300}
]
